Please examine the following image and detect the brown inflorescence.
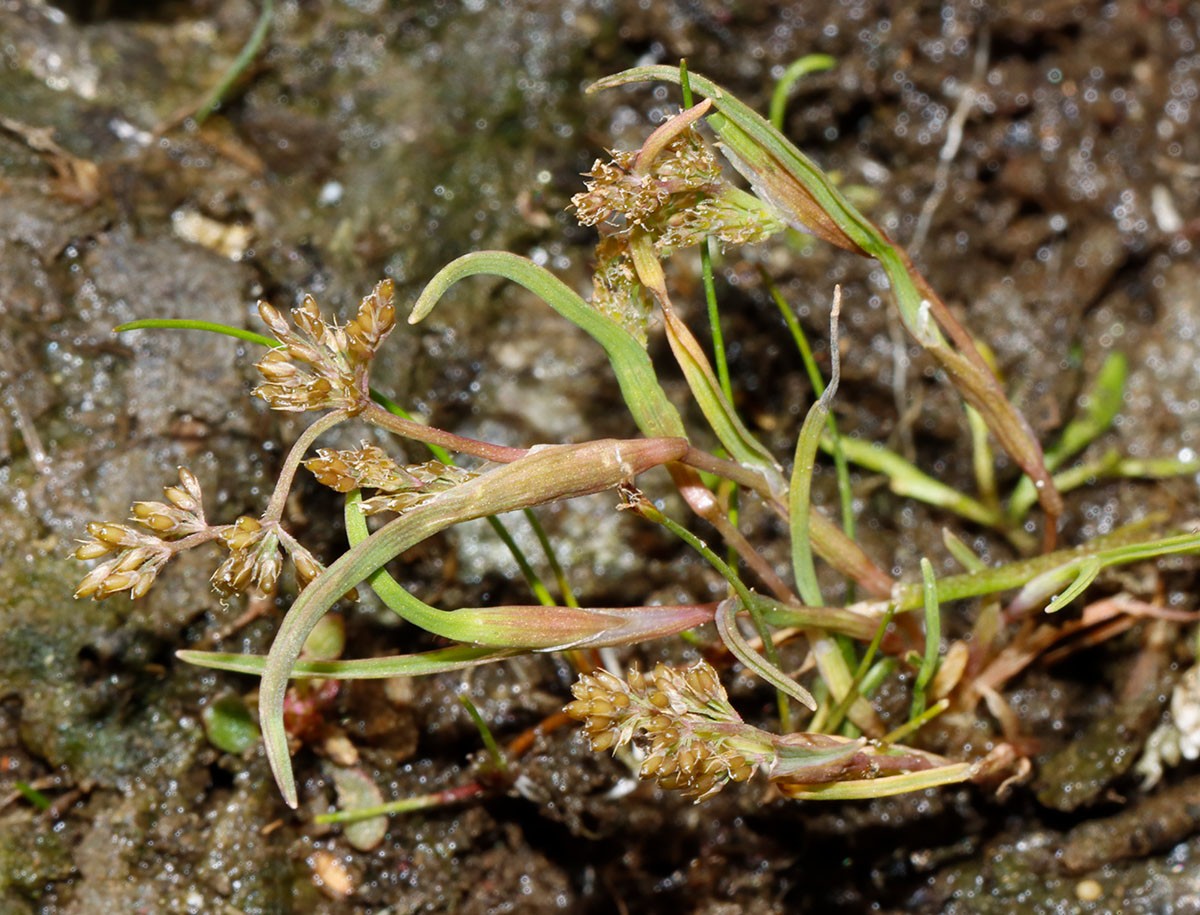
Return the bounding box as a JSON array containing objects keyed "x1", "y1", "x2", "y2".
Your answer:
[
  {"x1": 254, "y1": 280, "x2": 396, "y2": 414},
  {"x1": 565, "y1": 661, "x2": 766, "y2": 801},
  {"x1": 570, "y1": 129, "x2": 722, "y2": 233},
  {"x1": 74, "y1": 467, "x2": 208, "y2": 600},
  {"x1": 212, "y1": 516, "x2": 282, "y2": 596},
  {"x1": 305, "y1": 445, "x2": 476, "y2": 516}
]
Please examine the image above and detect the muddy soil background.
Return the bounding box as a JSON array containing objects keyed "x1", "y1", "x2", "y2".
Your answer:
[{"x1": 2, "y1": 1, "x2": 1200, "y2": 912}]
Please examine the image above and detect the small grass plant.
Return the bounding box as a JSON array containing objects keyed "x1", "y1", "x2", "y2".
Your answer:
[{"x1": 77, "y1": 64, "x2": 1200, "y2": 821}]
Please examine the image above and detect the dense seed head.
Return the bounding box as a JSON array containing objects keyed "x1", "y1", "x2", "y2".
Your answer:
[
  {"x1": 305, "y1": 446, "x2": 475, "y2": 506},
  {"x1": 564, "y1": 660, "x2": 768, "y2": 802},
  {"x1": 74, "y1": 541, "x2": 169, "y2": 601},
  {"x1": 570, "y1": 129, "x2": 722, "y2": 232},
  {"x1": 253, "y1": 284, "x2": 399, "y2": 414},
  {"x1": 73, "y1": 466, "x2": 210, "y2": 602}
]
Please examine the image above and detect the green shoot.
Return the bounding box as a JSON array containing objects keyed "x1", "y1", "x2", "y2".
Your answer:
[
  {"x1": 459, "y1": 693, "x2": 508, "y2": 774},
  {"x1": 789, "y1": 287, "x2": 841, "y2": 606},
  {"x1": 910, "y1": 559, "x2": 942, "y2": 720},
  {"x1": 769, "y1": 54, "x2": 837, "y2": 130},
  {"x1": 194, "y1": 0, "x2": 275, "y2": 125},
  {"x1": 762, "y1": 273, "x2": 857, "y2": 568},
  {"x1": 14, "y1": 781, "x2": 52, "y2": 811}
]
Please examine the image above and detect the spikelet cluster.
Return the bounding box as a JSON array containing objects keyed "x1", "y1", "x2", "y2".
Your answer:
[
  {"x1": 211, "y1": 516, "x2": 282, "y2": 596},
  {"x1": 570, "y1": 129, "x2": 721, "y2": 233},
  {"x1": 75, "y1": 466, "x2": 333, "y2": 601},
  {"x1": 210, "y1": 517, "x2": 331, "y2": 597},
  {"x1": 588, "y1": 237, "x2": 654, "y2": 345},
  {"x1": 74, "y1": 467, "x2": 207, "y2": 600},
  {"x1": 655, "y1": 187, "x2": 786, "y2": 253},
  {"x1": 573, "y1": 125, "x2": 788, "y2": 343},
  {"x1": 305, "y1": 445, "x2": 477, "y2": 515},
  {"x1": 565, "y1": 661, "x2": 765, "y2": 801},
  {"x1": 254, "y1": 280, "x2": 396, "y2": 414}
]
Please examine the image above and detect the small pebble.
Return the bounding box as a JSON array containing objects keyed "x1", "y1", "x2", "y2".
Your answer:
[{"x1": 311, "y1": 850, "x2": 354, "y2": 899}]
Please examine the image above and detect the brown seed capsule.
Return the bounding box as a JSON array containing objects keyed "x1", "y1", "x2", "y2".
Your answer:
[
  {"x1": 98, "y1": 570, "x2": 137, "y2": 597},
  {"x1": 583, "y1": 715, "x2": 616, "y2": 735},
  {"x1": 256, "y1": 551, "x2": 282, "y2": 595},
  {"x1": 641, "y1": 753, "x2": 666, "y2": 777},
  {"x1": 587, "y1": 697, "x2": 616, "y2": 717},
  {"x1": 177, "y1": 467, "x2": 203, "y2": 501},
  {"x1": 285, "y1": 342, "x2": 318, "y2": 363},
  {"x1": 591, "y1": 668, "x2": 625, "y2": 693},
  {"x1": 132, "y1": 504, "x2": 178, "y2": 534},
  {"x1": 294, "y1": 296, "x2": 324, "y2": 338},
  {"x1": 114, "y1": 547, "x2": 151, "y2": 574},
  {"x1": 658, "y1": 770, "x2": 684, "y2": 791},
  {"x1": 589, "y1": 730, "x2": 617, "y2": 752},
  {"x1": 257, "y1": 356, "x2": 299, "y2": 382},
  {"x1": 75, "y1": 560, "x2": 117, "y2": 598},
  {"x1": 257, "y1": 301, "x2": 290, "y2": 337},
  {"x1": 677, "y1": 747, "x2": 700, "y2": 774},
  {"x1": 162, "y1": 485, "x2": 199, "y2": 513},
  {"x1": 88, "y1": 522, "x2": 138, "y2": 548},
  {"x1": 648, "y1": 714, "x2": 673, "y2": 734},
  {"x1": 291, "y1": 548, "x2": 323, "y2": 587},
  {"x1": 75, "y1": 541, "x2": 113, "y2": 561},
  {"x1": 564, "y1": 699, "x2": 590, "y2": 720},
  {"x1": 130, "y1": 570, "x2": 157, "y2": 599},
  {"x1": 222, "y1": 516, "x2": 263, "y2": 550},
  {"x1": 728, "y1": 759, "x2": 754, "y2": 783},
  {"x1": 685, "y1": 664, "x2": 720, "y2": 700}
]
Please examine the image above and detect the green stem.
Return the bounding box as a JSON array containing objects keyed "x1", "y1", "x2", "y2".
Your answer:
[
  {"x1": 315, "y1": 782, "x2": 487, "y2": 824},
  {"x1": 194, "y1": 0, "x2": 275, "y2": 125},
  {"x1": 632, "y1": 497, "x2": 801, "y2": 727},
  {"x1": 262, "y1": 410, "x2": 349, "y2": 524},
  {"x1": 525, "y1": 509, "x2": 578, "y2": 608},
  {"x1": 909, "y1": 559, "x2": 941, "y2": 720},
  {"x1": 764, "y1": 273, "x2": 857, "y2": 591},
  {"x1": 701, "y1": 238, "x2": 732, "y2": 402}
]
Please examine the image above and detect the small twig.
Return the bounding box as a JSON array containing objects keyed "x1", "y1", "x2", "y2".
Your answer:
[{"x1": 909, "y1": 28, "x2": 989, "y2": 257}]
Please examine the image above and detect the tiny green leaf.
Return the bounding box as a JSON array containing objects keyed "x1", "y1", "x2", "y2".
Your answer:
[
  {"x1": 202, "y1": 694, "x2": 260, "y2": 755},
  {"x1": 329, "y1": 766, "x2": 388, "y2": 851}
]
